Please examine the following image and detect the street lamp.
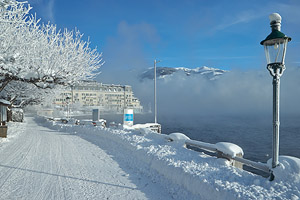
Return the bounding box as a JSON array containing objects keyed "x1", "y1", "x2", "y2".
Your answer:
[
  {"x1": 154, "y1": 59, "x2": 161, "y2": 124},
  {"x1": 66, "y1": 96, "x2": 71, "y2": 119},
  {"x1": 260, "y1": 13, "x2": 291, "y2": 168}
]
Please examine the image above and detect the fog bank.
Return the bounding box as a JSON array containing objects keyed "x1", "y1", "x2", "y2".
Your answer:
[{"x1": 96, "y1": 66, "x2": 300, "y2": 117}]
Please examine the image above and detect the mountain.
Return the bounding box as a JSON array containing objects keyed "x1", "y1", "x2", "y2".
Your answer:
[{"x1": 140, "y1": 66, "x2": 227, "y2": 81}]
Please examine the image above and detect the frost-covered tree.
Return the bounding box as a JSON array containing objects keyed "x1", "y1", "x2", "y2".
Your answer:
[
  {"x1": 0, "y1": 1, "x2": 103, "y2": 96},
  {"x1": 0, "y1": 81, "x2": 62, "y2": 107}
]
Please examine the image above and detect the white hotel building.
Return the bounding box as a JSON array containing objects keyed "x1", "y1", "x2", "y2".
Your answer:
[{"x1": 54, "y1": 81, "x2": 143, "y2": 113}]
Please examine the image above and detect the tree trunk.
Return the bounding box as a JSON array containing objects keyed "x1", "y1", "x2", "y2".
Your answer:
[{"x1": 7, "y1": 105, "x2": 12, "y2": 122}]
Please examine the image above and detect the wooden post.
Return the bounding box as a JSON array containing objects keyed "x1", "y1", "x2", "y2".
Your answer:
[
  {"x1": 217, "y1": 151, "x2": 244, "y2": 169},
  {"x1": 0, "y1": 125, "x2": 7, "y2": 138}
]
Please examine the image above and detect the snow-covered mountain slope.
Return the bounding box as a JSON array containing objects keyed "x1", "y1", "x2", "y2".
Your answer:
[{"x1": 140, "y1": 66, "x2": 227, "y2": 81}]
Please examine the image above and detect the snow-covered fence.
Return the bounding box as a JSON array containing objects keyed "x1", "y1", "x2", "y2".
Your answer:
[
  {"x1": 233, "y1": 156, "x2": 270, "y2": 174},
  {"x1": 164, "y1": 132, "x2": 271, "y2": 176},
  {"x1": 44, "y1": 116, "x2": 272, "y2": 178},
  {"x1": 131, "y1": 123, "x2": 162, "y2": 133}
]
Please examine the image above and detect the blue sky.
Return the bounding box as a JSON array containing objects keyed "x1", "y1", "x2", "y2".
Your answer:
[{"x1": 29, "y1": 0, "x2": 300, "y2": 71}]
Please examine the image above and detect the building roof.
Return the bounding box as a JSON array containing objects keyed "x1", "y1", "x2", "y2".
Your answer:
[{"x1": 0, "y1": 99, "x2": 11, "y2": 105}]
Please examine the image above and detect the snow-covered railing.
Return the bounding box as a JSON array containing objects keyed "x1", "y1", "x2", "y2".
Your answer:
[
  {"x1": 233, "y1": 156, "x2": 270, "y2": 174},
  {"x1": 164, "y1": 132, "x2": 271, "y2": 175},
  {"x1": 130, "y1": 123, "x2": 162, "y2": 133},
  {"x1": 49, "y1": 117, "x2": 272, "y2": 178}
]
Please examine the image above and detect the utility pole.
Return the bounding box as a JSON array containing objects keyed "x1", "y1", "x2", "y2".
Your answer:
[{"x1": 154, "y1": 59, "x2": 160, "y2": 124}]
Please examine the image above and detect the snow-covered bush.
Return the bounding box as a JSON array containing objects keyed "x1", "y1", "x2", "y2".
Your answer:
[{"x1": 11, "y1": 107, "x2": 23, "y2": 122}]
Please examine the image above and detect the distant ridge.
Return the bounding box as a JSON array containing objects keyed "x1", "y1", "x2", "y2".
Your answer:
[{"x1": 140, "y1": 66, "x2": 228, "y2": 81}]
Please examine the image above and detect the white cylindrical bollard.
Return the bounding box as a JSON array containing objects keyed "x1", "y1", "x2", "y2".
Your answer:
[{"x1": 123, "y1": 109, "x2": 134, "y2": 126}]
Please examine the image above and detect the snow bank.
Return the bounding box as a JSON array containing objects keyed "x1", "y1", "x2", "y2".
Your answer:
[
  {"x1": 268, "y1": 156, "x2": 300, "y2": 183},
  {"x1": 38, "y1": 117, "x2": 300, "y2": 200},
  {"x1": 0, "y1": 121, "x2": 25, "y2": 147}
]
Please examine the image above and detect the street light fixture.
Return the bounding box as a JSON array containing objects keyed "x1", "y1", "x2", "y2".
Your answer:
[{"x1": 260, "y1": 13, "x2": 291, "y2": 168}]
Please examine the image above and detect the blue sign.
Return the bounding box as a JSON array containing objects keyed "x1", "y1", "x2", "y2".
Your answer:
[{"x1": 124, "y1": 114, "x2": 133, "y2": 121}]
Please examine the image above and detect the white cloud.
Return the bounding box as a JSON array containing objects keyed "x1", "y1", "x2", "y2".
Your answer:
[
  {"x1": 214, "y1": 10, "x2": 264, "y2": 31},
  {"x1": 212, "y1": 1, "x2": 300, "y2": 32},
  {"x1": 273, "y1": 2, "x2": 300, "y2": 24},
  {"x1": 101, "y1": 21, "x2": 160, "y2": 72}
]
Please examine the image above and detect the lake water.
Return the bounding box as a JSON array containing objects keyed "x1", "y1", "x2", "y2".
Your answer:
[{"x1": 77, "y1": 112, "x2": 300, "y2": 165}]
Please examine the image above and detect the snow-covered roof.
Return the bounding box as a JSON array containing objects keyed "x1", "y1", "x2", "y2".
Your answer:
[{"x1": 0, "y1": 99, "x2": 10, "y2": 105}]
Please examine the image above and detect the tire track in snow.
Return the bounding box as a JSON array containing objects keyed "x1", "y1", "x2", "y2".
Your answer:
[
  {"x1": 32, "y1": 129, "x2": 61, "y2": 200},
  {"x1": 0, "y1": 121, "x2": 36, "y2": 198},
  {"x1": 0, "y1": 117, "x2": 175, "y2": 200}
]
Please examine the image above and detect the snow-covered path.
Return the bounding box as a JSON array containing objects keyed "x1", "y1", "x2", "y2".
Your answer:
[{"x1": 0, "y1": 117, "x2": 173, "y2": 200}]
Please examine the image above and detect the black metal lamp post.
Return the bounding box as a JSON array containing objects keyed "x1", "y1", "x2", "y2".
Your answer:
[{"x1": 260, "y1": 13, "x2": 291, "y2": 168}]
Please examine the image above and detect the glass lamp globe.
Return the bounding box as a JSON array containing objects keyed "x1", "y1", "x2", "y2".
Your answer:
[{"x1": 260, "y1": 13, "x2": 291, "y2": 65}]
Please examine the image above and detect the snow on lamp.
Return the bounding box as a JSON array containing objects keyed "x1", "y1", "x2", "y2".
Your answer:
[
  {"x1": 261, "y1": 13, "x2": 291, "y2": 70},
  {"x1": 260, "y1": 13, "x2": 291, "y2": 170}
]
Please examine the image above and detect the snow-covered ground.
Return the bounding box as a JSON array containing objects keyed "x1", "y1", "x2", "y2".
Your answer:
[
  {"x1": 0, "y1": 117, "x2": 175, "y2": 200},
  {"x1": 0, "y1": 116, "x2": 299, "y2": 200}
]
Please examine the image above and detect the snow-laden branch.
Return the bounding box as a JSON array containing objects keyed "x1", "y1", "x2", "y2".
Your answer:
[
  {"x1": 0, "y1": 1, "x2": 103, "y2": 100},
  {"x1": 0, "y1": 80, "x2": 64, "y2": 107}
]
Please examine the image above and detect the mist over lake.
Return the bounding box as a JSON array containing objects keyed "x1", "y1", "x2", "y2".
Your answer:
[{"x1": 94, "y1": 65, "x2": 300, "y2": 165}]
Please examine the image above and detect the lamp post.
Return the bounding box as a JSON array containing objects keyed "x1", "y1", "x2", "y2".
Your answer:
[
  {"x1": 260, "y1": 13, "x2": 291, "y2": 168},
  {"x1": 154, "y1": 59, "x2": 160, "y2": 124},
  {"x1": 66, "y1": 96, "x2": 71, "y2": 119}
]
